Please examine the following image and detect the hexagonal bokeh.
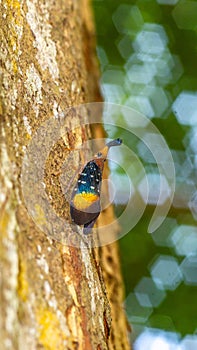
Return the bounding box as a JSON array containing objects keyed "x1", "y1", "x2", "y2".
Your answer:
[
  {"x1": 141, "y1": 86, "x2": 169, "y2": 118},
  {"x1": 124, "y1": 85, "x2": 169, "y2": 119},
  {"x1": 170, "y1": 225, "x2": 197, "y2": 256},
  {"x1": 180, "y1": 335, "x2": 197, "y2": 350},
  {"x1": 134, "y1": 328, "x2": 180, "y2": 350},
  {"x1": 124, "y1": 95, "x2": 154, "y2": 118},
  {"x1": 117, "y1": 35, "x2": 131, "y2": 60},
  {"x1": 138, "y1": 173, "x2": 171, "y2": 205},
  {"x1": 180, "y1": 254, "x2": 197, "y2": 285},
  {"x1": 171, "y1": 150, "x2": 193, "y2": 179},
  {"x1": 127, "y1": 63, "x2": 156, "y2": 85},
  {"x1": 112, "y1": 4, "x2": 143, "y2": 34},
  {"x1": 151, "y1": 217, "x2": 177, "y2": 247},
  {"x1": 96, "y1": 46, "x2": 108, "y2": 69},
  {"x1": 108, "y1": 172, "x2": 133, "y2": 204},
  {"x1": 137, "y1": 141, "x2": 156, "y2": 163},
  {"x1": 134, "y1": 277, "x2": 166, "y2": 307},
  {"x1": 173, "y1": 179, "x2": 196, "y2": 209},
  {"x1": 101, "y1": 83, "x2": 125, "y2": 104},
  {"x1": 189, "y1": 191, "x2": 197, "y2": 220},
  {"x1": 172, "y1": 1, "x2": 197, "y2": 30},
  {"x1": 149, "y1": 255, "x2": 182, "y2": 290},
  {"x1": 172, "y1": 91, "x2": 197, "y2": 126},
  {"x1": 133, "y1": 24, "x2": 168, "y2": 55},
  {"x1": 125, "y1": 293, "x2": 153, "y2": 324},
  {"x1": 183, "y1": 127, "x2": 197, "y2": 154}
]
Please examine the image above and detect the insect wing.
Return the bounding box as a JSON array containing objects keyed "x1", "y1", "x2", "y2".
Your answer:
[
  {"x1": 70, "y1": 161, "x2": 102, "y2": 226},
  {"x1": 72, "y1": 161, "x2": 102, "y2": 197}
]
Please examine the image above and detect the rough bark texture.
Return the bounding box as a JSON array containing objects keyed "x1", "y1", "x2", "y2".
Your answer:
[{"x1": 0, "y1": 0, "x2": 130, "y2": 349}]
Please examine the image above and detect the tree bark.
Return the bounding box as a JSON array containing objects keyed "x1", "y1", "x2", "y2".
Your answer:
[{"x1": 0, "y1": 0, "x2": 130, "y2": 349}]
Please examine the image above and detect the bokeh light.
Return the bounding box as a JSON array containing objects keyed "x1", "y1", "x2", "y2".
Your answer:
[
  {"x1": 180, "y1": 254, "x2": 197, "y2": 286},
  {"x1": 134, "y1": 329, "x2": 180, "y2": 350},
  {"x1": 149, "y1": 255, "x2": 182, "y2": 290},
  {"x1": 172, "y1": 91, "x2": 197, "y2": 126},
  {"x1": 172, "y1": 1, "x2": 197, "y2": 30},
  {"x1": 170, "y1": 225, "x2": 197, "y2": 256},
  {"x1": 134, "y1": 277, "x2": 166, "y2": 307},
  {"x1": 93, "y1": 0, "x2": 197, "y2": 347}
]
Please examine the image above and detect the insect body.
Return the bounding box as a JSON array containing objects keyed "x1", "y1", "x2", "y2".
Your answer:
[{"x1": 70, "y1": 138, "x2": 122, "y2": 234}]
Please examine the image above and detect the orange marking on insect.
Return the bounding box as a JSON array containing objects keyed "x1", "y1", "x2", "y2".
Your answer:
[{"x1": 73, "y1": 192, "x2": 99, "y2": 211}]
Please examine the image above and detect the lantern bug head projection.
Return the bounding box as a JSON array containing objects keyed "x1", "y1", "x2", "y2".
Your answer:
[{"x1": 70, "y1": 138, "x2": 122, "y2": 234}]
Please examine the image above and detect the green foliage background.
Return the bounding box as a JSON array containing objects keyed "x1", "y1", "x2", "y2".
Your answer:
[{"x1": 93, "y1": 0, "x2": 197, "y2": 344}]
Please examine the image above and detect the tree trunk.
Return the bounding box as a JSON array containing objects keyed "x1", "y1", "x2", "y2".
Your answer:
[{"x1": 0, "y1": 0, "x2": 130, "y2": 349}]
